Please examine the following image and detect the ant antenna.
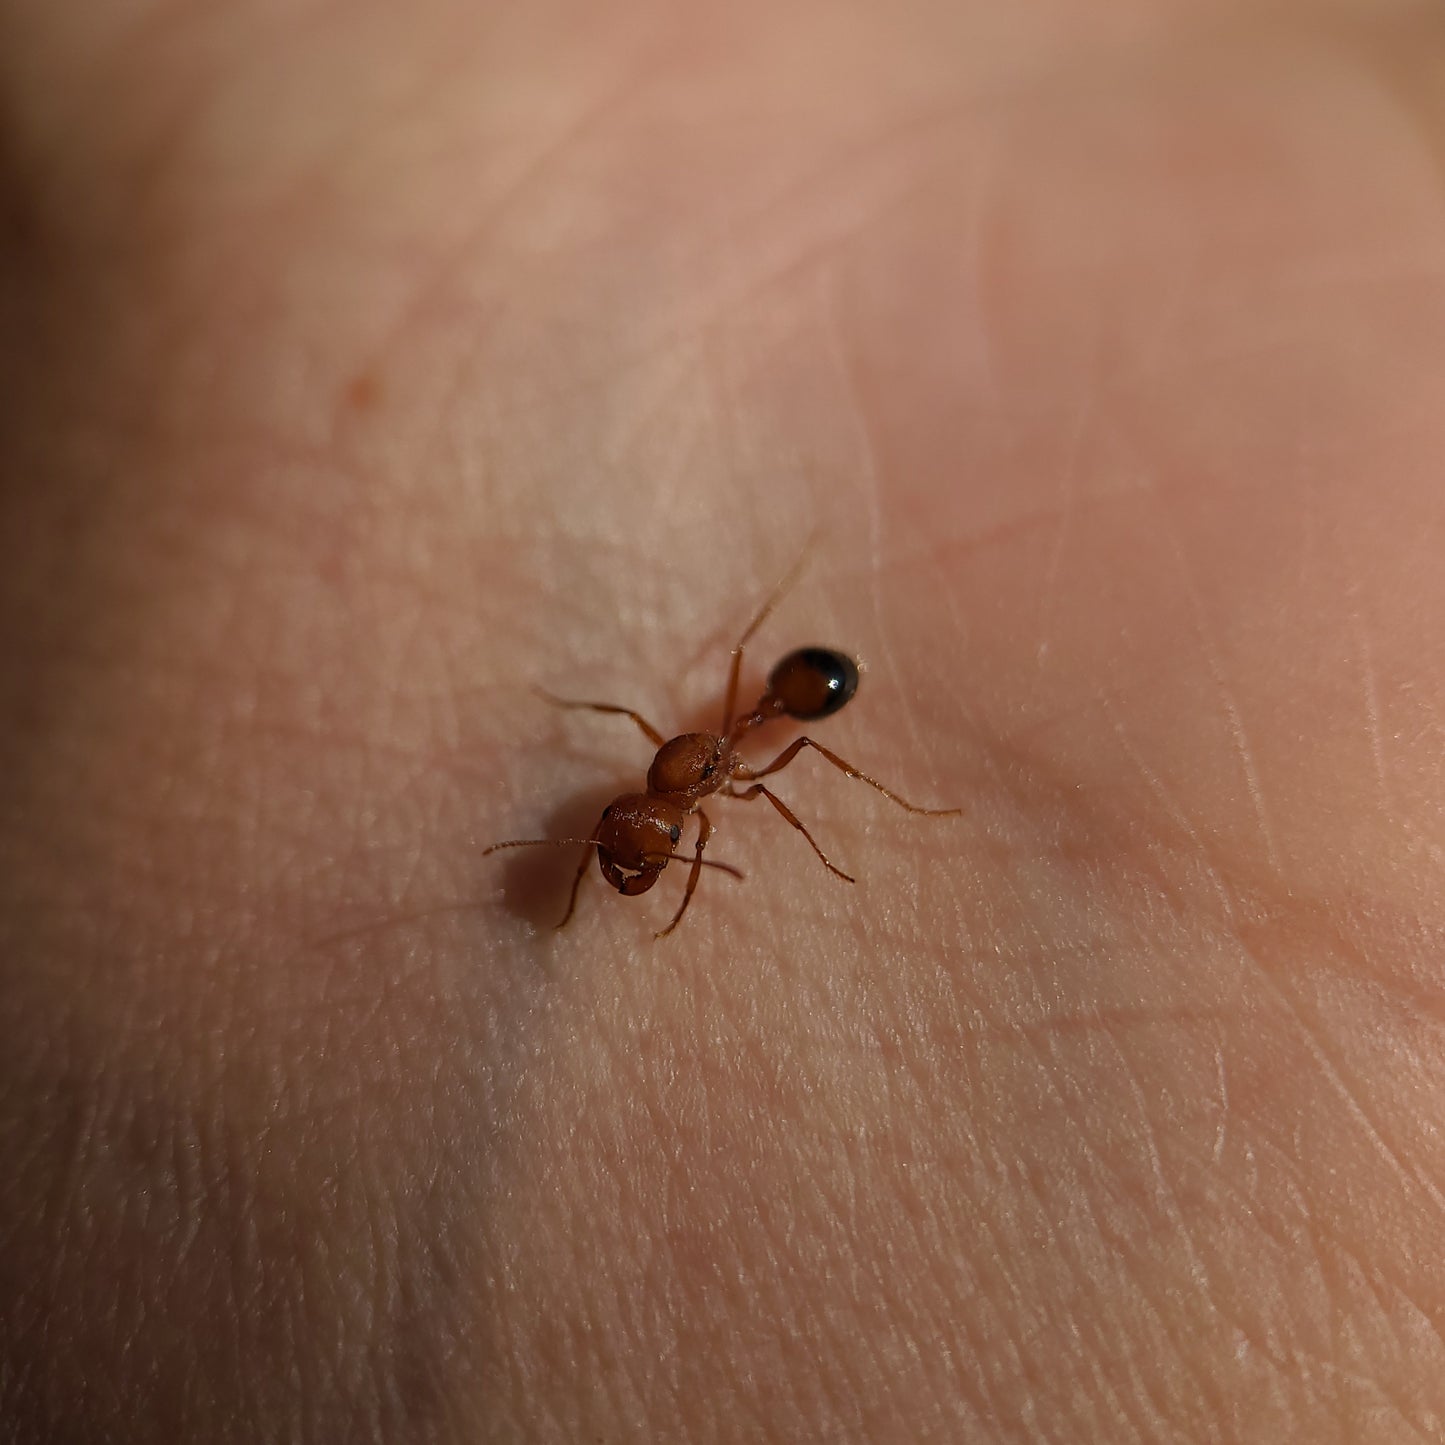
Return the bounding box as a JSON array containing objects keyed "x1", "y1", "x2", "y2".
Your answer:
[
  {"x1": 481, "y1": 836, "x2": 601, "y2": 857},
  {"x1": 480, "y1": 837, "x2": 740, "y2": 875}
]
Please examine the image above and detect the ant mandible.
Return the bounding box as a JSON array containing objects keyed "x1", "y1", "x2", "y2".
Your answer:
[{"x1": 483, "y1": 564, "x2": 960, "y2": 936}]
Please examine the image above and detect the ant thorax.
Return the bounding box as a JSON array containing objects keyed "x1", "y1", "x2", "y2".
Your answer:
[{"x1": 646, "y1": 732, "x2": 730, "y2": 802}]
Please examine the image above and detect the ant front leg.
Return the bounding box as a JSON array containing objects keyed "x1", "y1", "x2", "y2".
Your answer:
[
  {"x1": 536, "y1": 688, "x2": 667, "y2": 748},
  {"x1": 736, "y1": 738, "x2": 961, "y2": 816},
  {"x1": 727, "y1": 784, "x2": 854, "y2": 883},
  {"x1": 556, "y1": 842, "x2": 595, "y2": 929},
  {"x1": 656, "y1": 810, "x2": 713, "y2": 938}
]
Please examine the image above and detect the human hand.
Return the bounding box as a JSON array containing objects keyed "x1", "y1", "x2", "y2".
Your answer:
[{"x1": 2, "y1": 2, "x2": 1442, "y2": 1439}]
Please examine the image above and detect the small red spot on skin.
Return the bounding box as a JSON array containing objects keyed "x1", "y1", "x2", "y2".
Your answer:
[{"x1": 344, "y1": 372, "x2": 381, "y2": 412}]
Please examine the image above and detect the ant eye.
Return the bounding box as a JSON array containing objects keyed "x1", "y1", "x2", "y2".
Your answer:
[{"x1": 669, "y1": 824, "x2": 681, "y2": 843}]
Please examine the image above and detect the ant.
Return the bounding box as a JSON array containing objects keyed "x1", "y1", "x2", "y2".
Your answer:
[{"x1": 484, "y1": 565, "x2": 960, "y2": 936}]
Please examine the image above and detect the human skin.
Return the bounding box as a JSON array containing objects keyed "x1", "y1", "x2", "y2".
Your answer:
[{"x1": 2, "y1": 0, "x2": 1444, "y2": 1440}]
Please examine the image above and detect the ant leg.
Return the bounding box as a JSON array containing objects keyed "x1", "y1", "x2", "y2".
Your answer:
[
  {"x1": 656, "y1": 810, "x2": 714, "y2": 938},
  {"x1": 479, "y1": 836, "x2": 603, "y2": 928},
  {"x1": 535, "y1": 688, "x2": 666, "y2": 747},
  {"x1": 720, "y1": 540, "x2": 815, "y2": 734},
  {"x1": 735, "y1": 738, "x2": 962, "y2": 816},
  {"x1": 728, "y1": 784, "x2": 855, "y2": 883},
  {"x1": 556, "y1": 843, "x2": 595, "y2": 929}
]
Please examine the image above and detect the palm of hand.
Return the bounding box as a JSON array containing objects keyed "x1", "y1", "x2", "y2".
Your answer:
[{"x1": 2, "y1": 4, "x2": 1442, "y2": 1440}]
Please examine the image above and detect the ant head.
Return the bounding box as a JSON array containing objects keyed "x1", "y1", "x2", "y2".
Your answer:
[
  {"x1": 647, "y1": 733, "x2": 722, "y2": 800},
  {"x1": 596, "y1": 793, "x2": 687, "y2": 894},
  {"x1": 767, "y1": 648, "x2": 859, "y2": 720}
]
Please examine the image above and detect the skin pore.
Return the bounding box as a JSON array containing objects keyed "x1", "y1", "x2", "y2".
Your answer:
[{"x1": 2, "y1": 1, "x2": 1444, "y2": 1440}]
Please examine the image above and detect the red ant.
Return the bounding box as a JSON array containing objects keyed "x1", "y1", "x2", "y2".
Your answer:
[{"x1": 484, "y1": 568, "x2": 960, "y2": 936}]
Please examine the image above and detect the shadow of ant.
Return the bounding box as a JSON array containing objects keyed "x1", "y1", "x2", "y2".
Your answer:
[{"x1": 487, "y1": 781, "x2": 622, "y2": 932}]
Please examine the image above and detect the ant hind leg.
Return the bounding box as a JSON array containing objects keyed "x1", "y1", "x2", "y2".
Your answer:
[{"x1": 719, "y1": 539, "x2": 815, "y2": 734}]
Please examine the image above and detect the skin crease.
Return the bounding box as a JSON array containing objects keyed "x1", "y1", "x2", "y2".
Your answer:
[{"x1": 1, "y1": 0, "x2": 1445, "y2": 1440}]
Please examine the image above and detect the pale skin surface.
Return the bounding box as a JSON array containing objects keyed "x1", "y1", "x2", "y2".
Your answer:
[{"x1": 2, "y1": 0, "x2": 1444, "y2": 1440}]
